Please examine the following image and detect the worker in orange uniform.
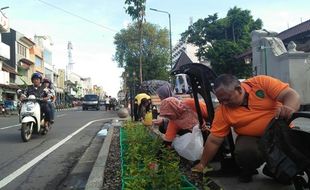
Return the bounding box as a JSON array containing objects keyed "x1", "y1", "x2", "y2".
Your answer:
[{"x1": 192, "y1": 74, "x2": 300, "y2": 183}]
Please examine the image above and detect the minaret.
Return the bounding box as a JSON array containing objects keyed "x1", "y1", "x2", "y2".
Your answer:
[{"x1": 66, "y1": 41, "x2": 74, "y2": 80}]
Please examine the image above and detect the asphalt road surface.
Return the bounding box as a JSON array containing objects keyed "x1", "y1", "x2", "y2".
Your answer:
[{"x1": 0, "y1": 107, "x2": 118, "y2": 190}]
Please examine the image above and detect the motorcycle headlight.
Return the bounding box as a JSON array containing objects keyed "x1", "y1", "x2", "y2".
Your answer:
[{"x1": 26, "y1": 102, "x2": 35, "y2": 111}]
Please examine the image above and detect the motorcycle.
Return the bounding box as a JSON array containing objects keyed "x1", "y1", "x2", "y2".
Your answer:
[
  {"x1": 19, "y1": 94, "x2": 51, "y2": 142},
  {"x1": 0, "y1": 103, "x2": 6, "y2": 116}
]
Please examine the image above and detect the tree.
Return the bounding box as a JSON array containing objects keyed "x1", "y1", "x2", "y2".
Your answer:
[
  {"x1": 114, "y1": 22, "x2": 170, "y2": 87},
  {"x1": 124, "y1": 0, "x2": 146, "y2": 84},
  {"x1": 182, "y1": 7, "x2": 262, "y2": 78}
]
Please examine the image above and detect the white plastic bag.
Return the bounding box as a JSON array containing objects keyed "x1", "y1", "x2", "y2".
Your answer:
[{"x1": 172, "y1": 124, "x2": 204, "y2": 161}]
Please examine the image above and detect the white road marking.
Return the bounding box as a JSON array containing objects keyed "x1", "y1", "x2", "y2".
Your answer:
[
  {"x1": 0, "y1": 124, "x2": 20, "y2": 130},
  {"x1": 0, "y1": 117, "x2": 117, "y2": 188},
  {"x1": 56, "y1": 114, "x2": 66, "y2": 118}
]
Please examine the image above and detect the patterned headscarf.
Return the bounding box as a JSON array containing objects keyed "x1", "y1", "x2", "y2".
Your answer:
[
  {"x1": 160, "y1": 97, "x2": 199, "y2": 130},
  {"x1": 156, "y1": 84, "x2": 174, "y2": 100}
]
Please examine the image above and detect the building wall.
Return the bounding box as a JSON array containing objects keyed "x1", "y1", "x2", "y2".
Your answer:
[
  {"x1": 1, "y1": 29, "x2": 16, "y2": 69},
  {"x1": 58, "y1": 69, "x2": 65, "y2": 89}
]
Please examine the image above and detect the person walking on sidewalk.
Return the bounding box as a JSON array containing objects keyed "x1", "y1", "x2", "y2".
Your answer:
[
  {"x1": 192, "y1": 74, "x2": 300, "y2": 183},
  {"x1": 105, "y1": 95, "x2": 110, "y2": 111}
]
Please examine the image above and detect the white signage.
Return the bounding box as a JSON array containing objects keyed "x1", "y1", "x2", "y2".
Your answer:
[
  {"x1": 0, "y1": 12, "x2": 9, "y2": 33},
  {"x1": 117, "y1": 91, "x2": 126, "y2": 101}
]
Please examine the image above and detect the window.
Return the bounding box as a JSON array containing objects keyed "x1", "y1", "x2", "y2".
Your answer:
[
  {"x1": 35, "y1": 56, "x2": 42, "y2": 67},
  {"x1": 17, "y1": 42, "x2": 27, "y2": 57},
  {"x1": 43, "y1": 50, "x2": 52, "y2": 65}
]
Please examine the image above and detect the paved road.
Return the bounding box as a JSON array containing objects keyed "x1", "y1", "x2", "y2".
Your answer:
[{"x1": 0, "y1": 106, "x2": 118, "y2": 190}]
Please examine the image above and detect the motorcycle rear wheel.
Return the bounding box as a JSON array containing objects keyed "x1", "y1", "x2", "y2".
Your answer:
[{"x1": 21, "y1": 122, "x2": 33, "y2": 142}]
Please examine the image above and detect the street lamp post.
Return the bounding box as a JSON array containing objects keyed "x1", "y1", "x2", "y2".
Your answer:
[{"x1": 150, "y1": 8, "x2": 172, "y2": 69}]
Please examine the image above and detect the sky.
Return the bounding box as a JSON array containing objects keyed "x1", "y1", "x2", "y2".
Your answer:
[{"x1": 1, "y1": 0, "x2": 309, "y2": 97}]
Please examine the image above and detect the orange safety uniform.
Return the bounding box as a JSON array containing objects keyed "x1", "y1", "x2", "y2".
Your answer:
[
  {"x1": 165, "y1": 98, "x2": 208, "y2": 141},
  {"x1": 210, "y1": 75, "x2": 289, "y2": 138}
]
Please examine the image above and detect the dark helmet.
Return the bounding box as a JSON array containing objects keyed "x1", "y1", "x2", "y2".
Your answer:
[
  {"x1": 42, "y1": 78, "x2": 51, "y2": 84},
  {"x1": 31, "y1": 72, "x2": 42, "y2": 81}
]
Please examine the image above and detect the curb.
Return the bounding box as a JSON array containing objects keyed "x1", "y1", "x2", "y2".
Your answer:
[{"x1": 84, "y1": 124, "x2": 115, "y2": 190}]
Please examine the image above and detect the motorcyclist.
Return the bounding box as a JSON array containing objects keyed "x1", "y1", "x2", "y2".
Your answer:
[
  {"x1": 42, "y1": 78, "x2": 56, "y2": 124},
  {"x1": 20, "y1": 73, "x2": 52, "y2": 129}
]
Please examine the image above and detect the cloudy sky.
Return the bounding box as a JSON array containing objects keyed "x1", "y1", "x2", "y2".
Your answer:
[{"x1": 1, "y1": 0, "x2": 309, "y2": 97}]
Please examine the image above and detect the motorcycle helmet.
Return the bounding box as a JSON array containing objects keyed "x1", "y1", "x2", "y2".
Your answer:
[
  {"x1": 42, "y1": 78, "x2": 51, "y2": 84},
  {"x1": 31, "y1": 72, "x2": 42, "y2": 81}
]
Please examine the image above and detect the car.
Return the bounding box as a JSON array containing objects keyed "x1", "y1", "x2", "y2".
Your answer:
[{"x1": 82, "y1": 94, "x2": 100, "y2": 110}]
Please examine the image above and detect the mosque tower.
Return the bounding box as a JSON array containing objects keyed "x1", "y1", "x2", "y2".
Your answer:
[{"x1": 66, "y1": 41, "x2": 74, "y2": 80}]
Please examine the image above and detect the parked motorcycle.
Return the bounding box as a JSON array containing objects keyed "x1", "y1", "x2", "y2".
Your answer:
[{"x1": 19, "y1": 94, "x2": 51, "y2": 142}]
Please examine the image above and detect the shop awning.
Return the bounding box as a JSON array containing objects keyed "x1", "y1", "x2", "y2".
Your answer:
[
  {"x1": 1, "y1": 63, "x2": 19, "y2": 75},
  {"x1": 0, "y1": 83, "x2": 20, "y2": 90}
]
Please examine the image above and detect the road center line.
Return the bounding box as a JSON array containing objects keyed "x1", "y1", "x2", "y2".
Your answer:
[
  {"x1": 0, "y1": 117, "x2": 117, "y2": 189},
  {"x1": 0, "y1": 124, "x2": 20, "y2": 130}
]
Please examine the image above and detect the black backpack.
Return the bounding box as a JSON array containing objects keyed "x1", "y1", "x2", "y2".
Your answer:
[{"x1": 259, "y1": 113, "x2": 310, "y2": 189}]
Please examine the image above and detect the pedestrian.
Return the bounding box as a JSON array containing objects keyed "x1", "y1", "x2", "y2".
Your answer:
[
  {"x1": 105, "y1": 95, "x2": 110, "y2": 111},
  {"x1": 109, "y1": 97, "x2": 117, "y2": 111},
  {"x1": 192, "y1": 74, "x2": 300, "y2": 183}
]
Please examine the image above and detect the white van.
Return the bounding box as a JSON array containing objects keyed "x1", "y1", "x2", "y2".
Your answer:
[{"x1": 174, "y1": 74, "x2": 191, "y2": 94}]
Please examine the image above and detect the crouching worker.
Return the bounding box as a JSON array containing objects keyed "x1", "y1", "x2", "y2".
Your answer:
[
  {"x1": 20, "y1": 73, "x2": 53, "y2": 130},
  {"x1": 134, "y1": 92, "x2": 151, "y2": 121},
  {"x1": 153, "y1": 97, "x2": 209, "y2": 147},
  {"x1": 192, "y1": 74, "x2": 300, "y2": 183}
]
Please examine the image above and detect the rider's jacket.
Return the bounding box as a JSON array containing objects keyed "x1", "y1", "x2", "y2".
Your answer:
[{"x1": 25, "y1": 85, "x2": 50, "y2": 98}]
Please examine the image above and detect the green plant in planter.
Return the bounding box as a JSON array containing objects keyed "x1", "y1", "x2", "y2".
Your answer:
[{"x1": 121, "y1": 121, "x2": 193, "y2": 189}]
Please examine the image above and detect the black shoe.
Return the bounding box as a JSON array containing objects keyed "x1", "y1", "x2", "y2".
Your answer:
[
  {"x1": 238, "y1": 169, "x2": 257, "y2": 183},
  {"x1": 263, "y1": 165, "x2": 292, "y2": 185},
  {"x1": 262, "y1": 165, "x2": 274, "y2": 178},
  {"x1": 50, "y1": 120, "x2": 54, "y2": 124}
]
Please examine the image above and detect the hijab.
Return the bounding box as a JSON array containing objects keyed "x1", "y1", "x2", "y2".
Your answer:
[
  {"x1": 160, "y1": 97, "x2": 198, "y2": 130},
  {"x1": 156, "y1": 84, "x2": 174, "y2": 100}
]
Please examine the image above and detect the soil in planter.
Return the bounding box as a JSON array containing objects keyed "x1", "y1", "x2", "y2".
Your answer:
[{"x1": 102, "y1": 126, "x2": 121, "y2": 190}]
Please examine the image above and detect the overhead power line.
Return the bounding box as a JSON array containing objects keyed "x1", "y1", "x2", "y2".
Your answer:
[{"x1": 36, "y1": 0, "x2": 117, "y2": 32}]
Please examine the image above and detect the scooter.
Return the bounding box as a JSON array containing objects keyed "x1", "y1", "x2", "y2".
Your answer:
[{"x1": 19, "y1": 94, "x2": 51, "y2": 142}]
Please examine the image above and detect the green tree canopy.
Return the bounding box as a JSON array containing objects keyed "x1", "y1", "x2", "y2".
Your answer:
[
  {"x1": 182, "y1": 6, "x2": 262, "y2": 78},
  {"x1": 114, "y1": 22, "x2": 170, "y2": 83}
]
